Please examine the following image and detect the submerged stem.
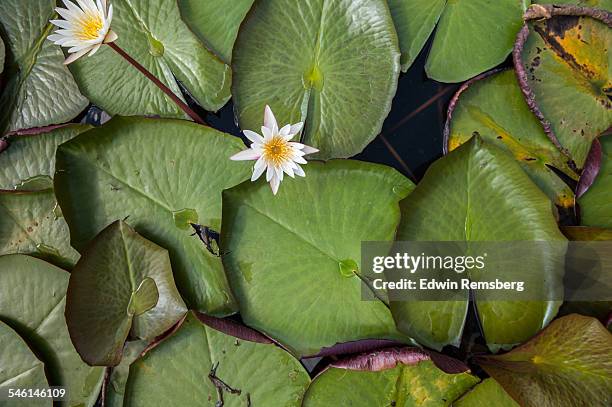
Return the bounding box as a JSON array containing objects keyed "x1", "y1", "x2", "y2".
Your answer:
[{"x1": 107, "y1": 42, "x2": 205, "y2": 125}]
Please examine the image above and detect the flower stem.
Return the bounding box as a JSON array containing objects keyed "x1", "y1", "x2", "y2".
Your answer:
[{"x1": 108, "y1": 42, "x2": 205, "y2": 125}]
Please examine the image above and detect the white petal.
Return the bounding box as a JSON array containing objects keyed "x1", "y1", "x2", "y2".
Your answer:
[
  {"x1": 266, "y1": 165, "x2": 274, "y2": 182},
  {"x1": 48, "y1": 33, "x2": 67, "y2": 43},
  {"x1": 63, "y1": 48, "x2": 90, "y2": 64},
  {"x1": 261, "y1": 126, "x2": 273, "y2": 140},
  {"x1": 103, "y1": 28, "x2": 118, "y2": 43},
  {"x1": 294, "y1": 164, "x2": 305, "y2": 177},
  {"x1": 275, "y1": 166, "x2": 284, "y2": 182},
  {"x1": 293, "y1": 155, "x2": 307, "y2": 165},
  {"x1": 301, "y1": 145, "x2": 319, "y2": 155},
  {"x1": 87, "y1": 43, "x2": 101, "y2": 56},
  {"x1": 251, "y1": 158, "x2": 267, "y2": 181},
  {"x1": 243, "y1": 130, "x2": 263, "y2": 144},
  {"x1": 106, "y1": 4, "x2": 114, "y2": 25},
  {"x1": 290, "y1": 122, "x2": 304, "y2": 135},
  {"x1": 281, "y1": 161, "x2": 295, "y2": 178},
  {"x1": 279, "y1": 124, "x2": 291, "y2": 136},
  {"x1": 50, "y1": 19, "x2": 73, "y2": 29},
  {"x1": 270, "y1": 175, "x2": 281, "y2": 195},
  {"x1": 264, "y1": 105, "x2": 278, "y2": 134},
  {"x1": 230, "y1": 148, "x2": 259, "y2": 161},
  {"x1": 55, "y1": 7, "x2": 78, "y2": 21}
]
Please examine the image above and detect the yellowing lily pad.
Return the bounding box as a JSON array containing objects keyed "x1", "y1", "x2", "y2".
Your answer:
[
  {"x1": 477, "y1": 314, "x2": 612, "y2": 407},
  {"x1": 54, "y1": 117, "x2": 251, "y2": 315},
  {"x1": 302, "y1": 348, "x2": 480, "y2": 406},
  {"x1": 221, "y1": 160, "x2": 414, "y2": 356},
  {"x1": 387, "y1": 0, "x2": 525, "y2": 82},
  {"x1": 232, "y1": 0, "x2": 400, "y2": 159},
  {"x1": 0, "y1": 0, "x2": 87, "y2": 133},
  {"x1": 66, "y1": 221, "x2": 187, "y2": 366},
  {"x1": 0, "y1": 255, "x2": 105, "y2": 407},
  {"x1": 515, "y1": 5, "x2": 612, "y2": 168},
  {"x1": 70, "y1": 0, "x2": 231, "y2": 118},
  {"x1": 445, "y1": 69, "x2": 577, "y2": 208}
]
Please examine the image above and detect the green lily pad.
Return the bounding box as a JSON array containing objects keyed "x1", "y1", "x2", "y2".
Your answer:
[
  {"x1": 54, "y1": 116, "x2": 251, "y2": 315},
  {"x1": 0, "y1": 124, "x2": 91, "y2": 190},
  {"x1": 0, "y1": 189, "x2": 79, "y2": 269},
  {"x1": 476, "y1": 314, "x2": 612, "y2": 407},
  {"x1": 392, "y1": 137, "x2": 566, "y2": 351},
  {"x1": 232, "y1": 0, "x2": 400, "y2": 159},
  {"x1": 515, "y1": 5, "x2": 612, "y2": 168},
  {"x1": 579, "y1": 135, "x2": 612, "y2": 227},
  {"x1": 387, "y1": 0, "x2": 525, "y2": 81},
  {"x1": 562, "y1": 226, "x2": 612, "y2": 240},
  {"x1": 66, "y1": 220, "x2": 187, "y2": 366},
  {"x1": 0, "y1": 255, "x2": 105, "y2": 407},
  {"x1": 221, "y1": 160, "x2": 414, "y2": 357},
  {"x1": 178, "y1": 0, "x2": 254, "y2": 63},
  {"x1": 445, "y1": 69, "x2": 577, "y2": 208},
  {"x1": 104, "y1": 339, "x2": 148, "y2": 407},
  {"x1": 534, "y1": 0, "x2": 612, "y2": 9},
  {"x1": 0, "y1": 0, "x2": 87, "y2": 133},
  {"x1": 0, "y1": 321, "x2": 50, "y2": 407},
  {"x1": 302, "y1": 348, "x2": 479, "y2": 406},
  {"x1": 123, "y1": 312, "x2": 310, "y2": 406},
  {"x1": 70, "y1": 0, "x2": 231, "y2": 118},
  {"x1": 454, "y1": 378, "x2": 518, "y2": 407}
]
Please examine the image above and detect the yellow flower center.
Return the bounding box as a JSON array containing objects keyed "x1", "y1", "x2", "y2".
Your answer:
[
  {"x1": 77, "y1": 14, "x2": 103, "y2": 40},
  {"x1": 263, "y1": 136, "x2": 291, "y2": 167}
]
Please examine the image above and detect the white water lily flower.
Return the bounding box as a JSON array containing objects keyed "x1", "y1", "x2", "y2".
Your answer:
[
  {"x1": 231, "y1": 105, "x2": 319, "y2": 195},
  {"x1": 48, "y1": 0, "x2": 117, "y2": 65}
]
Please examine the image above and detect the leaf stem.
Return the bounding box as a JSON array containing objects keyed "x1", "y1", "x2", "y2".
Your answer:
[{"x1": 107, "y1": 42, "x2": 205, "y2": 125}]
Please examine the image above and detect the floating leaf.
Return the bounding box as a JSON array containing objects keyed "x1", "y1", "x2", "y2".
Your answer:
[
  {"x1": 514, "y1": 5, "x2": 612, "y2": 168},
  {"x1": 66, "y1": 220, "x2": 187, "y2": 366},
  {"x1": 454, "y1": 378, "x2": 518, "y2": 407},
  {"x1": 562, "y1": 225, "x2": 612, "y2": 240},
  {"x1": 534, "y1": 0, "x2": 612, "y2": 9},
  {"x1": 392, "y1": 137, "x2": 565, "y2": 351},
  {"x1": 54, "y1": 117, "x2": 251, "y2": 315},
  {"x1": 476, "y1": 314, "x2": 612, "y2": 407},
  {"x1": 178, "y1": 0, "x2": 254, "y2": 63},
  {"x1": 0, "y1": 0, "x2": 87, "y2": 133},
  {"x1": 387, "y1": 0, "x2": 525, "y2": 81},
  {"x1": 0, "y1": 124, "x2": 91, "y2": 190},
  {"x1": 0, "y1": 255, "x2": 105, "y2": 407},
  {"x1": 302, "y1": 347, "x2": 479, "y2": 406},
  {"x1": 105, "y1": 339, "x2": 148, "y2": 407},
  {"x1": 445, "y1": 69, "x2": 577, "y2": 208},
  {"x1": 578, "y1": 135, "x2": 612, "y2": 227},
  {"x1": 123, "y1": 312, "x2": 310, "y2": 406},
  {"x1": 0, "y1": 189, "x2": 79, "y2": 268},
  {"x1": 222, "y1": 160, "x2": 414, "y2": 357},
  {"x1": 70, "y1": 0, "x2": 231, "y2": 118},
  {"x1": 232, "y1": 0, "x2": 400, "y2": 159},
  {"x1": 0, "y1": 321, "x2": 50, "y2": 407}
]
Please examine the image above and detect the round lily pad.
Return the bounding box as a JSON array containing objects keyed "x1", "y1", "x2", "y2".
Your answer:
[
  {"x1": 0, "y1": 321, "x2": 50, "y2": 407},
  {"x1": 392, "y1": 137, "x2": 566, "y2": 351},
  {"x1": 0, "y1": 189, "x2": 79, "y2": 269},
  {"x1": 445, "y1": 69, "x2": 577, "y2": 208},
  {"x1": 221, "y1": 160, "x2": 414, "y2": 357},
  {"x1": 0, "y1": 254, "x2": 105, "y2": 407},
  {"x1": 54, "y1": 116, "x2": 251, "y2": 315},
  {"x1": 0, "y1": 124, "x2": 91, "y2": 190},
  {"x1": 454, "y1": 378, "x2": 518, "y2": 407},
  {"x1": 123, "y1": 312, "x2": 310, "y2": 406},
  {"x1": 302, "y1": 347, "x2": 480, "y2": 406},
  {"x1": 178, "y1": 0, "x2": 254, "y2": 64},
  {"x1": 0, "y1": 0, "x2": 87, "y2": 133},
  {"x1": 387, "y1": 0, "x2": 525, "y2": 81},
  {"x1": 70, "y1": 0, "x2": 231, "y2": 118},
  {"x1": 514, "y1": 5, "x2": 612, "y2": 168},
  {"x1": 232, "y1": 0, "x2": 400, "y2": 159},
  {"x1": 66, "y1": 220, "x2": 187, "y2": 366}
]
